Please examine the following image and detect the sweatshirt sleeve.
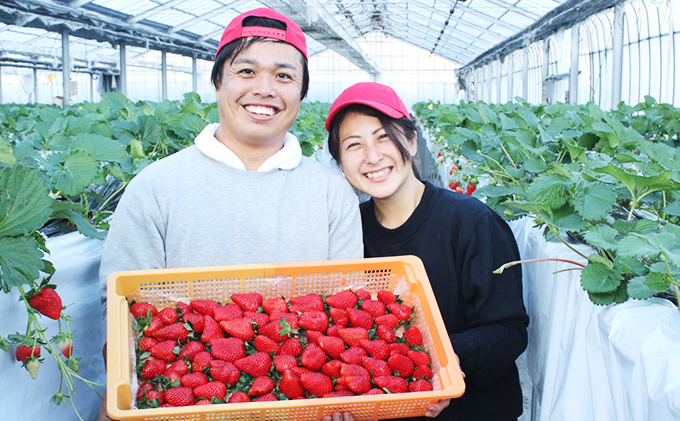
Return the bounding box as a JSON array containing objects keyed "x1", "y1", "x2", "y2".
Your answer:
[
  {"x1": 449, "y1": 210, "x2": 529, "y2": 388},
  {"x1": 326, "y1": 176, "x2": 364, "y2": 260}
]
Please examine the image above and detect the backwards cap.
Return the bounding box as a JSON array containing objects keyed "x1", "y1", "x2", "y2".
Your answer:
[
  {"x1": 215, "y1": 8, "x2": 307, "y2": 60},
  {"x1": 325, "y1": 82, "x2": 411, "y2": 130}
]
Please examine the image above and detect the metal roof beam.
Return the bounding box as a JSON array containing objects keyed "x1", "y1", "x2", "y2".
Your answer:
[
  {"x1": 405, "y1": 0, "x2": 509, "y2": 40},
  {"x1": 127, "y1": 0, "x2": 189, "y2": 24},
  {"x1": 446, "y1": 0, "x2": 523, "y2": 32},
  {"x1": 482, "y1": 0, "x2": 542, "y2": 21},
  {"x1": 384, "y1": 20, "x2": 479, "y2": 64},
  {"x1": 167, "y1": 5, "x2": 234, "y2": 34}
]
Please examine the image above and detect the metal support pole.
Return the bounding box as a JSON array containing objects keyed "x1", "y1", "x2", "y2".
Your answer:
[
  {"x1": 542, "y1": 39, "x2": 551, "y2": 104},
  {"x1": 496, "y1": 60, "x2": 502, "y2": 104},
  {"x1": 611, "y1": 4, "x2": 624, "y2": 108},
  {"x1": 465, "y1": 75, "x2": 471, "y2": 103},
  {"x1": 522, "y1": 47, "x2": 529, "y2": 101},
  {"x1": 0, "y1": 66, "x2": 3, "y2": 104},
  {"x1": 62, "y1": 29, "x2": 71, "y2": 107},
  {"x1": 486, "y1": 64, "x2": 492, "y2": 103},
  {"x1": 192, "y1": 56, "x2": 198, "y2": 94},
  {"x1": 33, "y1": 67, "x2": 38, "y2": 104},
  {"x1": 90, "y1": 72, "x2": 94, "y2": 102},
  {"x1": 119, "y1": 42, "x2": 127, "y2": 96},
  {"x1": 161, "y1": 50, "x2": 168, "y2": 101},
  {"x1": 508, "y1": 52, "x2": 514, "y2": 102},
  {"x1": 569, "y1": 25, "x2": 580, "y2": 104}
]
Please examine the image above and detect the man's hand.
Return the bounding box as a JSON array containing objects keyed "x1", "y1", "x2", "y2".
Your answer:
[
  {"x1": 425, "y1": 398, "x2": 451, "y2": 417},
  {"x1": 321, "y1": 412, "x2": 358, "y2": 421},
  {"x1": 98, "y1": 393, "x2": 114, "y2": 421}
]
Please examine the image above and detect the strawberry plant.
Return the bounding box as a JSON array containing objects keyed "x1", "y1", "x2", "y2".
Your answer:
[{"x1": 414, "y1": 98, "x2": 680, "y2": 307}]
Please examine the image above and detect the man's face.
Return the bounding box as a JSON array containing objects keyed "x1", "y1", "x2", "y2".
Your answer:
[{"x1": 214, "y1": 41, "x2": 304, "y2": 153}]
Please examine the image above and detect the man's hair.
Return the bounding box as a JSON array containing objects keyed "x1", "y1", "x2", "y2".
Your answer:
[
  {"x1": 211, "y1": 16, "x2": 309, "y2": 100},
  {"x1": 327, "y1": 104, "x2": 421, "y2": 180}
]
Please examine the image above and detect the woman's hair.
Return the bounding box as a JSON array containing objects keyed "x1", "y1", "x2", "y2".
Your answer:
[
  {"x1": 327, "y1": 104, "x2": 421, "y2": 179},
  {"x1": 210, "y1": 16, "x2": 309, "y2": 100}
]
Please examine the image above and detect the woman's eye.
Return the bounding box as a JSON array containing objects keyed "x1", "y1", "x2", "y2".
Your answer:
[
  {"x1": 345, "y1": 142, "x2": 360, "y2": 150},
  {"x1": 378, "y1": 133, "x2": 390, "y2": 141}
]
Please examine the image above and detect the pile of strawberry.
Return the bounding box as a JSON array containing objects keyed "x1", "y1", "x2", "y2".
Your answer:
[{"x1": 130, "y1": 289, "x2": 435, "y2": 408}]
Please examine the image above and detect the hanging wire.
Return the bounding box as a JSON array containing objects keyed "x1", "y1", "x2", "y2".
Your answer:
[{"x1": 431, "y1": 0, "x2": 464, "y2": 55}]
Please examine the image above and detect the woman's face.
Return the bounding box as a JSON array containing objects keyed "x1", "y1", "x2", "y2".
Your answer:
[{"x1": 337, "y1": 111, "x2": 417, "y2": 200}]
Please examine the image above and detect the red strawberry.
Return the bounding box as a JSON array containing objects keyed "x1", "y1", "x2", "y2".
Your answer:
[
  {"x1": 194, "y1": 399, "x2": 212, "y2": 405},
  {"x1": 327, "y1": 325, "x2": 341, "y2": 337},
  {"x1": 298, "y1": 311, "x2": 329, "y2": 333},
  {"x1": 361, "y1": 300, "x2": 385, "y2": 317},
  {"x1": 140, "y1": 358, "x2": 165, "y2": 380},
  {"x1": 363, "y1": 388, "x2": 387, "y2": 395},
  {"x1": 231, "y1": 293, "x2": 263, "y2": 312},
  {"x1": 300, "y1": 343, "x2": 327, "y2": 371},
  {"x1": 143, "y1": 317, "x2": 164, "y2": 337},
  {"x1": 288, "y1": 293, "x2": 324, "y2": 313},
  {"x1": 404, "y1": 326, "x2": 422, "y2": 346},
  {"x1": 183, "y1": 312, "x2": 204, "y2": 333},
  {"x1": 28, "y1": 287, "x2": 62, "y2": 320},
  {"x1": 408, "y1": 350, "x2": 431, "y2": 366},
  {"x1": 389, "y1": 342, "x2": 410, "y2": 356},
  {"x1": 194, "y1": 381, "x2": 227, "y2": 401},
  {"x1": 219, "y1": 317, "x2": 255, "y2": 341},
  {"x1": 329, "y1": 308, "x2": 349, "y2": 326},
  {"x1": 159, "y1": 307, "x2": 178, "y2": 325},
  {"x1": 149, "y1": 340, "x2": 178, "y2": 362},
  {"x1": 234, "y1": 352, "x2": 272, "y2": 377},
  {"x1": 278, "y1": 369, "x2": 304, "y2": 399},
  {"x1": 228, "y1": 392, "x2": 250, "y2": 403},
  {"x1": 354, "y1": 290, "x2": 371, "y2": 301},
  {"x1": 359, "y1": 339, "x2": 389, "y2": 360},
  {"x1": 466, "y1": 183, "x2": 477, "y2": 195},
  {"x1": 254, "y1": 393, "x2": 278, "y2": 402},
  {"x1": 209, "y1": 360, "x2": 241, "y2": 386},
  {"x1": 213, "y1": 304, "x2": 243, "y2": 322},
  {"x1": 130, "y1": 302, "x2": 158, "y2": 319},
  {"x1": 408, "y1": 378, "x2": 433, "y2": 392},
  {"x1": 305, "y1": 329, "x2": 324, "y2": 344},
  {"x1": 178, "y1": 340, "x2": 205, "y2": 361},
  {"x1": 176, "y1": 302, "x2": 191, "y2": 316},
  {"x1": 339, "y1": 364, "x2": 371, "y2": 394},
  {"x1": 190, "y1": 300, "x2": 220, "y2": 317},
  {"x1": 280, "y1": 337, "x2": 303, "y2": 356},
  {"x1": 201, "y1": 315, "x2": 224, "y2": 343},
  {"x1": 164, "y1": 387, "x2": 194, "y2": 406},
  {"x1": 144, "y1": 390, "x2": 164, "y2": 406},
  {"x1": 191, "y1": 351, "x2": 213, "y2": 373},
  {"x1": 139, "y1": 337, "x2": 158, "y2": 351},
  {"x1": 166, "y1": 359, "x2": 190, "y2": 376},
  {"x1": 388, "y1": 354, "x2": 415, "y2": 378},
  {"x1": 387, "y1": 303, "x2": 412, "y2": 321},
  {"x1": 254, "y1": 334, "x2": 281, "y2": 355},
  {"x1": 325, "y1": 290, "x2": 358, "y2": 309},
  {"x1": 376, "y1": 325, "x2": 397, "y2": 343},
  {"x1": 413, "y1": 365, "x2": 433, "y2": 380},
  {"x1": 249, "y1": 376, "x2": 275, "y2": 396},
  {"x1": 137, "y1": 382, "x2": 154, "y2": 399},
  {"x1": 348, "y1": 308, "x2": 374, "y2": 330},
  {"x1": 375, "y1": 314, "x2": 399, "y2": 329},
  {"x1": 273, "y1": 354, "x2": 298, "y2": 372},
  {"x1": 322, "y1": 359, "x2": 343, "y2": 378},
  {"x1": 244, "y1": 311, "x2": 270, "y2": 328},
  {"x1": 181, "y1": 372, "x2": 208, "y2": 388},
  {"x1": 153, "y1": 322, "x2": 190, "y2": 343},
  {"x1": 339, "y1": 346, "x2": 367, "y2": 365},
  {"x1": 373, "y1": 375, "x2": 408, "y2": 394},
  {"x1": 338, "y1": 327, "x2": 369, "y2": 347},
  {"x1": 210, "y1": 337, "x2": 245, "y2": 362},
  {"x1": 300, "y1": 371, "x2": 333, "y2": 398},
  {"x1": 164, "y1": 369, "x2": 183, "y2": 383},
  {"x1": 317, "y1": 335, "x2": 346, "y2": 359},
  {"x1": 15, "y1": 344, "x2": 41, "y2": 362},
  {"x1": 259, "y1": 317, "x2": 298, "y2": 342},
  {"x1": 376, "y1": 290, "x2": 397, "y2": 304},
  {"x1": 361, "y1": 356, "x2": 392, "y2": 377},
  {"x1": 262, "y1": 297, "x2": 288, "y2": 314}
]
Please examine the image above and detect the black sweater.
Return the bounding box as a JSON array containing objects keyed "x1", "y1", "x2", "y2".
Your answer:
[{"x1": 360, "y1": 181, "x2": 529, "y2": 421}]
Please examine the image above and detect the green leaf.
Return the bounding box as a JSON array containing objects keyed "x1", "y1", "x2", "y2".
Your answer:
[
  {"x1": 0, "y1": 166, "x2": 52, "y2": 237},
  {"x1": 581, "y1": 256, "x2": 622, "y2": 293},
  {"x1": 0, "y1": 235, "x2": 45, "y2": 292},
  {"x1": 611, "y1": 219, "x2": 659, "y2": 235},
  {"x1": 526, "y1": 174, "x2": 571, "y2": 209},
  {"x1": 46, "y1": 150, "x2": 99, "y2": 197},
  {"x1": 572, "y1": 182, "x2": 616, "y2": 221},
  {"x1": 642, "y1": 271, "x2": 672, "y2": 293},
  {"x1": 593, "y1": 164, "x2": 680, "y2": 198},
  {"x1": 627, "y1": 276, "x2": 657, "y2": 299},
  {"x1": 0, "y1": 137, "x2": 15, "y2": 166},
  {"x1": 71, "y1": 133, "x2": 128, "y2": 162},
  {"x1": 582, "y1": 225, "x2": 618, "y2": 250},
  {"x1": 588, "y1": 282, "x2": 628, "y2": 305},
  {"x1": 50, "y1": 203, "x2": 104, "y2": 240},
  {"x1": 616, "y1": 234, "x2": 660, "y2": 258}
]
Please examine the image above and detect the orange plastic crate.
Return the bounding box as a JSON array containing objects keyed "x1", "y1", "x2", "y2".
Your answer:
[{"x1": 106, "y1": 255, "x2": 465, "y2": 420}]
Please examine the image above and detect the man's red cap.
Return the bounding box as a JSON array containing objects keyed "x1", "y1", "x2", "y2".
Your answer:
[
  {"x1": 215, "y1": 8, "x2": 307, "y2": 60},
  {"x1": 325, "y1": 82, "x2": 411, "y2": 130}
]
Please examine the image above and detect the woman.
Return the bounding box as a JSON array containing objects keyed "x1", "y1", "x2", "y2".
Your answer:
[{"x1": 323, "y1": 82, "x2": 529, "y2": 421}]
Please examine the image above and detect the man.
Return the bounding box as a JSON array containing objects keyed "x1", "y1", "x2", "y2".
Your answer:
[{"x1": 98, "y1": 9, "x2": 362, "y2": 419}]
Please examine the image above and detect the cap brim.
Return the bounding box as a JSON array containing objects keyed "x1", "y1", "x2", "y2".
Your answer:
[{"x1": 325, "y1": 99, "x2": 406, "y2": 130}]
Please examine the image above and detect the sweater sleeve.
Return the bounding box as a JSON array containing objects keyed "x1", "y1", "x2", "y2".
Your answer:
[
  {"x1": 449, "y1": 210, "x2": 529, "y2": 388},
  {"x1": 326, "y1": 177, "x2": 364, "y2": 260}
]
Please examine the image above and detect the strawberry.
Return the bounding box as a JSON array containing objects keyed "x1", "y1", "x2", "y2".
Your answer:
[
  {"x1": 280, "y1": 337, "x2": 303, "y2": 356},
  {"x1": 300, "y1": 371, "x2": 333, "y2": 398},
  {"x1": 183, "y1": 312, "x2": 204, "y2": 333},
  {"x1": 53, "y1": 334, "x2": 73, "y2": 358},
  {"x1": 322, "y1": 359, "x2": 343, "y2": 378},
  {"x1": 262, "y1": 297, "x2": 288, "y2": 314},
  {"x1": 139, "y1": 337, "x2": 158, "y2": 351},
  {"x1": 403, "y1": 326, "x2": 422, "y2": 346},
  {"x1": 213, "y1": 304, "x2": 243, "y2": 322},
  {"x1": 159, "y1": 307, "x2": 178, "y2": 325},
  {"x1": 230, "y1": 293, "x2": 263, "y2": 312},
  {"x1": 388, "y1": 354, "x2": 415, "y2": 378},
  {"x1": 254, "y1": 393, "x2": 278, "y2": 402},
  {"x1": 361, "y1": 356, "x2": 392, "y2": 377},
  {"x1": 278, "y1": 369, "x2": 304, "y2": 399},
  {"x1": 327, "y1": 325, "x2": 341, "y2": 337},
  {"x1": 149, "y1": 340, "x2": 178, "y2": 362},
  {"x1": 194, "y1": 399, "x2": 212, "y2": 405},
  {"x1": 376, "y1": 325, "x2": 397, "y2": 343},
  {"x1": 25, "y1": 359, "x2": 41, "y2": 379},
  {"x1": 373, "y1": 375, "x2": 408, "y2": 394},
  {"x1": 413, "y1": 365, "x2": 433, "y2": 380},
  {"x1": 298, "y1": 311, "x2": 329, "y2": 333},
  {"x1": 260, "y1": 317, "x2": 298, "y2": 342},
  {"x1": 176, "y1": 302, "x2": 191, "y2": 316},
  {"x1": 317, "y1": 335, "x2": 346, "y2": 359},
  {"x1": 300, "y1": 343, "x2": 327, "y2": 371},
  {"x1": 249, "y1": 375, "x2": 275, "y2": 396},
  {"x1": 181, "y1": 372, "x2": 208, "y2": 388},
  {"x1": 354, "y1": 290, "x2": 371, "y2": 301},
  {"x1": 153, "y1": 322, "x2": 190, "y2": 343},
  {"x1": 348, "y1": 308, "x2": 374, "y2": 330},
  {"x1": 166, "y1": 359, "x2": 190, "y2": 376},
  {"x1": 131, "y1": 302, "x2": 158, "y2": 319},
  {"x1": 389, "y1": 342, "x2": 410, "y2": 356},
  {"x1": 244, "y1": 311, "x2": 270, "y2": 328},
  {"x1": 361, "y1": 300, "x2": 385, "y2": 317},
  {"x1": 228, "y1": 392, "x2": 250, "y2": 403},
  {"x1": 362, "y1": 388, "x2": 387, "y2": 395},
  {"x1": 140, "y1": 358, "x2": 166, "y2": 380},
  {"x1": 466, "y1": 183, "x2": 477, "y2": 195},
  {"x1": 375, "y1": 314, "x2": 399, "y2": 329},
  {"x1": 143, "y1": 317, "x2": 164, "y2": 338},
  {"x1": 164, "y1": 369, "x2": 183, "y2": 383},
  {"x1": 137, "y1": 382, "x2": 154, "y2": 399},
  {"x1": 219, "y1": 317, "x2": 255, "y2": 341},
  {"x1": 329, "y1": 308, "x2": 349, "y2": 326},
  {"x1": 273, "y1": 354, "x2": 298, "y2": 372},
  {"x1": 305, "y1": 329, "x2": 324, "y2": 344},
  {"x1": 15, "y1": 344, "x2": 41, "y2": 362},
  {"x1": 209, "y1": 360, "x2": 240, "y2": 386},
  {"x1": 178, "y1": 340, "x2": 205, "y2": 361},
  {"x1": 338, "y1": 327, "x2": 369, "y2": 347},
  {"x1": 407, "y1": 350, "x2": 431, "y2": 367},
  {"x1": 325, "y1": 290, "x2": 358, "y2": 309},
  {"x1": 164, "y1": 387, "x2": 195, "y2": 406},
  {"x1": 288, "y1": 293, "x2": 324, "y2": 313},
  {"x1": 254, "y1": 334, "x2": 281, "y2": 355},
  {"x1": 359, "y1": 339, "x2": 389, "y2": 360},
  {"x1": 210, "y1": 337, "x2": 245, "y2": 362},
  {"x1": 191, "y1": 351, "x2": 213, "y2": 373},
  {"x1": 387, "y1": 303, "x2": 412, "y2": 321},
  {"x1": 201, "y1": 315, "x2": 224, "y2": 343},
  {"x1": 234, "y1": 352, "x2": 272, "y2": 378},
  {"x1": 144, "y1": 390, "x2": 164, "y2": 406},
  {"x1": 408, "y1": 378, "x2": 433, "y2": 392},
  {"x1": 194, "y1": 381, "x2": 227, "y2": 401},
  {"x1": 376, "y1": 290, "x2": 397, "y2": 305},
  {"x1": 28, "y1": 287, "x2": 62, "y2": 320},
  {"x1": 338, "y1": 364, "x2": 371, "y2": 394},
  {"x1": 190, "y1": 300, "x2": 220, "y2": 317},
  {"x1": 339, "y1": 346, "x2": 367, "y2": 365}
]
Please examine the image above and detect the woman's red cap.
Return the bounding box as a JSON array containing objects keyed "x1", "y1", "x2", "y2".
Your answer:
[{"x1": 325, "y1": 82, "x2": 411, "y2": 130}]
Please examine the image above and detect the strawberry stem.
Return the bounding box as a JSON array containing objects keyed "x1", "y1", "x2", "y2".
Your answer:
[{"x1": 494, "y1": 258, "x2": 586, "y2": 274}]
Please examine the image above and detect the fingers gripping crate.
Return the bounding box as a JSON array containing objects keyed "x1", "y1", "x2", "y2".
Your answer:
[{"x1": 107, "y1": 255, "x2": 466, "y2": 420}]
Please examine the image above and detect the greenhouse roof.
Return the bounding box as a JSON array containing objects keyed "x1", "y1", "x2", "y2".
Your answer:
[{"x1": 0, "y1": 0, "x2": 615, "y2": 74}]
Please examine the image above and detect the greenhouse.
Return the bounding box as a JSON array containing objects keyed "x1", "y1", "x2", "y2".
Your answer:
[{"x1": 0, "y1": 0, "x2": 678, "y2": 420}]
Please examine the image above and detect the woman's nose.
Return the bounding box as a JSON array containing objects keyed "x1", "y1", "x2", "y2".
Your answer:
[{"x1": 365, "y1": 144, "x2": 383, "y2": 164}]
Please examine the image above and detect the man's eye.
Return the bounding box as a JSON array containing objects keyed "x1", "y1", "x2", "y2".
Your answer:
[
  {"x1": 277, "y1": 72, "x2": 292, "y2": 79},
  {"x1": 239, "y1": 69, "x2": 254, "y2": 75}
]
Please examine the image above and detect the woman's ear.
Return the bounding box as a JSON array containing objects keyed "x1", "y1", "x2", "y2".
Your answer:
[{"x1": 408, "y1": 130, "x2": 418, "y2": 157}]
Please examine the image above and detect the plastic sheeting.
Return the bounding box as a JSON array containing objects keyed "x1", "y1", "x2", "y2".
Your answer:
[{"x1": 509, "y1": 217, "x2": 680, "y2": 421}]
